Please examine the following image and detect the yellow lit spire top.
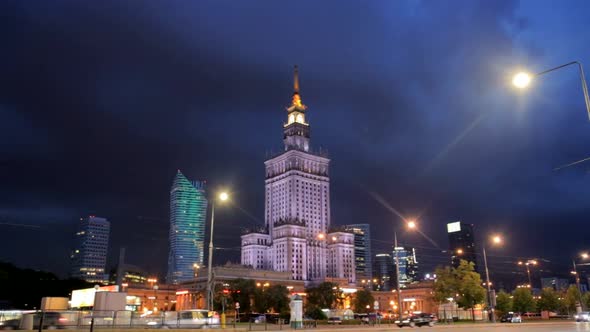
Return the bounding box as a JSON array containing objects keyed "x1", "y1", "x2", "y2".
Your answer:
[{"x1": 290, "y1": 65, "x2": 306, "y2": 110}]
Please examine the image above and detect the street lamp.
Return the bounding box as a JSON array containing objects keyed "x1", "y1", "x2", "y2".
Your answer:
[
  {"x1": 512, "y1": 61, "x2": 590, "y2": 120},
  {"x1": 572, "y1": 252, "x2": 588, "y2": 311},
  {"x1": 517, "y1": 259, "x2": 538, "y2": 287},
  {"x1": 207, "y1": 191, "x2": 230, "y2": 311},
  {"x1": 393, "y1": 220, "x2": 417, "y2": 319},
  {"x1": 482, "y1": 234, "x2": 503, "y2": 323}
]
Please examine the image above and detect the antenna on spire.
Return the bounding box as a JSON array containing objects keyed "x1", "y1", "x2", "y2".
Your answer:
[{"x1": 294, "y1": 65, "x2": 299, "y2": 93}]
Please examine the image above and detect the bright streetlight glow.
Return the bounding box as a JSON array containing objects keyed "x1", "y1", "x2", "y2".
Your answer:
[
  {"x1": 219, "y1": 192, "x2": 229, "y2": 201},
  {"x1": 317, "y1": 233, "x2": 325, "y2": 240},
  {"x1": 456, "y1": 249, "x2": 463, "y2": 255},
  {"x1": 407, "y1": 220, "x2": 417, "y2": 229},
  {"x1": 513, "y1": 72, "x2": 532, "y2": 88},
  {"x1": 492, "y1": 235, "x2": 502, "y2": 245},
  {"x1": 582, "y1": 253, "x2": 589, "y2": 259}
]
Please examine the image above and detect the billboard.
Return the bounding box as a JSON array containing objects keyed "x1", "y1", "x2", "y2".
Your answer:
[
  {"x1": 447, "y1": 222, "x2": 461, "y2": 233},
  {"x1": 70, "y1": 286, "x2": 119, "y2": 308}
]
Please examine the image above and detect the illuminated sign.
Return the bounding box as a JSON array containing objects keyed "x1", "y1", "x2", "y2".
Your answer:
[
  {"x1": 70, "y1": 286, "x2": 119, "y2": 308},
  {"x1": 175, "y1": 290, "x2": 189, "y2": 295},
  {"x1": 447, "y1": 222, "x2": 461, "y2": 233}
]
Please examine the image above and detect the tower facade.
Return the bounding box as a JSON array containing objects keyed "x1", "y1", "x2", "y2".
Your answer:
[
  {"x1": 70, "y1": 216, "x2": 110, "y2": 283},
  {"x1": 241, "y1": 67, "x2": 355, "y2": 284},
  {"x1": 447, "y1": 221, "x2": 477, "y2": 271},
  {"x1": 344, "y1": 224, "x2": 372, "y2": 284},
  {"x1": 393, "y1": 246, "x2": 419, "y2": 287},
  {"x1": 167, "y1": 171, "x2": 208, "y2": 284}
]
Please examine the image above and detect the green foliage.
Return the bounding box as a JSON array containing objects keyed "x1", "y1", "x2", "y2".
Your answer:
[
  {"x1": 495, "y1": 290, "x2": 512, "y2": 315},
  {"x1": 537, "y1": 288, "x2": 560, "y2": 312},
  {"x1": 265, "y1": 285, "x2": 290, "y2": 315},
  {"x1": 453, "y1": 260, "x2": 486, "y2": 311},
  {"x1": 563, "y1": 285, "x2": 581, "y2": 312},
  {"x1": 304, "y1": 307, "x2": 327, "y2": 320},
  {"x1": 512, "y1": 288, "x2": 535, "y2": 313},
  {"x1": 432, "y1": 266, "x2": 454, "y2": 304},
  {"x1": 306, "y1": 282, "x2": 339, "y2": 310},
  {"x1": 228, "y1": 278, "x2": 257, "y2": 313},
  {"x1": 352, "y1": 289, "x2": 374, "y2": 313}
]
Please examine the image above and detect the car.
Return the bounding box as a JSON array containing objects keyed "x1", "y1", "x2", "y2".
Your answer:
[
  {"x1": 395, "y1": 313, "x2": 436, "y2": 328},
  {"x1": 156, "y1": 310, "x2": 220, "y2": 328},
  {"x1": 500, "y1": 313, "x2": 522, "y2": 323},
  {"x1": 575, "y1": 312, "x2": 590, "y2": 322},
  {"x1": 327, "y1": 317, "x2": 342, "y2": 324}
]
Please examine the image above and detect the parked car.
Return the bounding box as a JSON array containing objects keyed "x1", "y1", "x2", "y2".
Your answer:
[
  {"x1": 500, "y1": 313, "x2": 522, "y2": 323},
  {"x1": 327, "y1": 317, "x2": 342, "y2": 324},
  {"x1": 575, "y1": 312, "x2": 590, "y2": 322},
  {"x1": 395, "y1": 313, "x2": 436, "y2": 328}
]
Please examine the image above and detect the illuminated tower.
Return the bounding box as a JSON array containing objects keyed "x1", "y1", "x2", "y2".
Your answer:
[
  {"x1": 242, "y1": 66, "x2": 355, "y2": 284},
  {"x1": 167, "y1": 171, "x2": 208, "y2": 284}
]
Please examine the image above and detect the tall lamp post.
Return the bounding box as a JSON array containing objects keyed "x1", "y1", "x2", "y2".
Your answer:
[
  {"x1": 206, "y1": 191, "x2": 230, "y2": 311},
  {"x1": 482, "y1": 234, "x2": 503, "y2": 323},
  {"x1": 517, "y1": 259, "x2": 538, "y2": 287},
  {"x1": 571, "y1": 252, "x2": 588, "y2": 311},
  {"x1": 513, "y1": 61, "x2": 590, "y2": 120},
  {"x1": 393, "y1": 220, "x2": 416, "y2": 319}
]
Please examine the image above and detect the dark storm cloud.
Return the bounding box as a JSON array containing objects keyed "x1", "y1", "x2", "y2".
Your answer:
[{"x1": 1, "y1": 0, "x2": 589, "y2": 278}]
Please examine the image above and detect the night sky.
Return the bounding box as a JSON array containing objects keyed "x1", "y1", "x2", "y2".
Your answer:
[{"x1": 1, "y1": 0, "x2": 589, "y2": 286}]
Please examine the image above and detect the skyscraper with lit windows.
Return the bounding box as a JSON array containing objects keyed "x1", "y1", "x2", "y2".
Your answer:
[
  {"x1": 241, "y1": 66, "x2": 355, "y2": 284},
  {"x1": 70, "y1": 216, "x2": 110, "y2": 284},
  {"x1": 167, "y1": 171, "x2": 208, "y2": 284}
]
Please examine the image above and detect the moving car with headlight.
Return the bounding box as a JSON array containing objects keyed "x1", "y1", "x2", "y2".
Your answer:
[
  {"x1": 575, "y1": 312, "x2": 590, "y2": 322},
  {"x1": 395, "y1": 313, "x2": 436, "y2": 328},
  {"x1": 500, "y1": 313, "x2": 522, "y2": 323}
]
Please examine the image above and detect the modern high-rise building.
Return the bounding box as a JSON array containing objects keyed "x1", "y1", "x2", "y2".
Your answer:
[
  {"x1": 344, "y1": 224, "x2": 372, "y2": 284},
  {"x1": 167, "y1": 171, "x2": 208, "y2": 284},
  {"x1": 373, "y1": 253, "x2": 395, "y2": 291},
  {"x1": 447, "y1": 221, "x2": 477, "y2": 271},
  {"x1": 241, "y1": 66, "x2": 355, "y2": 284},
  {"x1": 393, "y1": 246, "x2": 419, "y2": 287},
  {"x1": 541, "y1": 277, "x2": 570, "y2": 292},
  {"x1": 70, "y1": 216, "x2": 110, "y2": 283}
]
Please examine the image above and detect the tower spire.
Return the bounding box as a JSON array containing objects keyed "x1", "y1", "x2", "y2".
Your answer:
[
  {"x1": 294, "y1": 65, "x2": 300, "y2": 93},
  {"x1": 290, "y1": 65, "x2": 305, "y2": 110}
]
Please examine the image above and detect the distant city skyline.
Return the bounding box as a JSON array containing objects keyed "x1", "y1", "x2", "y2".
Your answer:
[{"x1": 1, "y1": 1, "x2": 590, "y2": 284}]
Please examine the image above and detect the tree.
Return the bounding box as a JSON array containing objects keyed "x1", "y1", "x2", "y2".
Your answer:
[
  {"x1": 352, "y1": 289, "x2": 374, "y2": 313},
  {"x1": 454, "y1": 260, "x2": 486, "y2": 320},
  {"x1": 537, "y1": 288, "x2": 560, "y2": 312},
  {"x1": 432, "y1": 266, "x2": 455, "y2": 305},
  {"x1": 512, "y1": 288, "x2": 535, "y2": 313},
  {"x1": 265, "y1": 285, "x2": 290, "y2": 316},
  {"x1": 228, "y1": 278, "x2": 257, "y2": 313},
  {"x1": 306, "y1": 282, "x2": 338, "y2": 309},
  {"x1": 495, "y1": 291, "x2": 512, "y2": 316},
  {"x1": 563, "y1": 285, "x2": 581, "y2": 313}
]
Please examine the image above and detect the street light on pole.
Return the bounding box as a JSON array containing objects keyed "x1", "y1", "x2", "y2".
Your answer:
[
  {"x1": 482, "y1": 234, "x2": 503, "y2": 323},
  {"x1": 512, "y1": 61, "x2": 590, "y2": 121},
  {"x1": 206, "y1": 191, "x2": 230, "y2": 311},
  {"x1": 393, "y1": 220, "x2": 417, "y2": 319},
  {"x1": 572, "y1": 252, "x2": 588, "y2": 312},
  {"x1": 517, "y1": 260, "x2": 538, "y2": 287}
]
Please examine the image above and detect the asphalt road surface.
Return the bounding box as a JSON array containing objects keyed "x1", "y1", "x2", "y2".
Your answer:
[{"x1": 261, "y1": 322, "x2": 590, "y2": 332}]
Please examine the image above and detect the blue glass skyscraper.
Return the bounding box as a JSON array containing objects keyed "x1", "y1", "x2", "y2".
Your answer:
[{"x1": 167, "y1": 171, "x2": 208, "y2": 284}]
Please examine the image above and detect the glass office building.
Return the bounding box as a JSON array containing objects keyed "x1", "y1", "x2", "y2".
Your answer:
[{"x1": 167, "y1": 171, "x2": 208, "y2": 284}]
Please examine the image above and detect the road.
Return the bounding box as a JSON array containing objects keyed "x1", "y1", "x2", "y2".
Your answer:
[{"x1": 250, "y1": 322, "x2": 590, "y2": 332}]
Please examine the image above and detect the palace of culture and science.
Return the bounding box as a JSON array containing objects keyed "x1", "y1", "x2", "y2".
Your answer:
[{"x1": 241, "y1": 67, "x2": 355, "y2": 285}]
